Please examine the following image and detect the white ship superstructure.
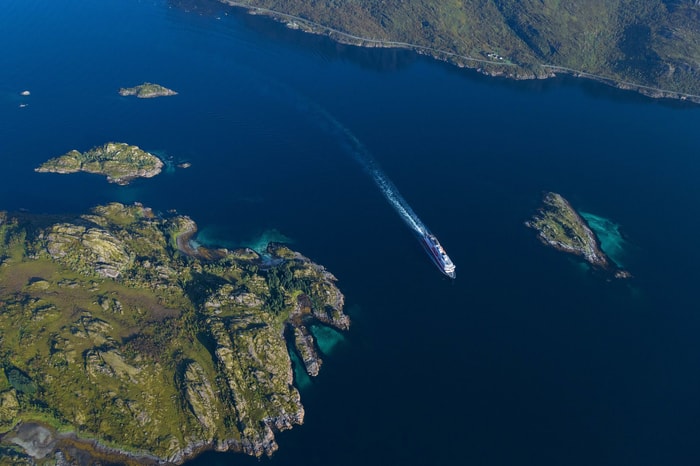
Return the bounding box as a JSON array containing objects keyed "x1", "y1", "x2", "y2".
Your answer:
[{"x1": 421, "y1": 233, "x2": 456, "y2": 278}]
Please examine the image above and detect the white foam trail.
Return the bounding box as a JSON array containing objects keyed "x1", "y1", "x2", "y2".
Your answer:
[
  {"x1": 252, "y1": 76, "x2": 453, "y2": 275},
  {"x1": 307, "y1": 104, "x2": 427, "y2": 235},
  {"x1": 257, "y1": 78, "x2": 430, "y2": 232}
]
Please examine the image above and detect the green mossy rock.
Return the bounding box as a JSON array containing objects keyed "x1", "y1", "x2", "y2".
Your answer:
[
  {"x1": 526, "y1": 192, "x2": 631, "y2": 278},
  {"x1": 35, "y1": 142, "x2": 164, "y2": 185},
  {"x1": 0, "y1": 203, "x2": 349, "y2": 463},
  {"x1": 119, "y1": 82, "x2": 178, "y2": 98}
]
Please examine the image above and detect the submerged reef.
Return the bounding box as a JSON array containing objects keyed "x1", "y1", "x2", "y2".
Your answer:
[
  {"x1": 0, "y1": 203, "x2": 348, "y2": 464},
  {"x1": 526, "y1": 192, "x2": 631, "y2": 279},
  {"x1": 119, "y1": 82, "x2": 178, "y2": 98},
  {"x1": 35, "y1": 142, "x2": 163, "y2": 185}
]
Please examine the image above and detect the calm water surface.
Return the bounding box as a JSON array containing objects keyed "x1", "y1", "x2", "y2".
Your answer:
[{"x1": 2, "y1": 1, "x2": 700, "y2": 465}]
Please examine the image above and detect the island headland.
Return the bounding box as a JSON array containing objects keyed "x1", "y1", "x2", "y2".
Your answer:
[
  {"x1": 35, "y1": 142, "x2": 164, "y2": 186},
  {"x1": 526, "y1": 192, "x2": 631, "y2": 279},
  {"x1": 0, "y1": 203, "x2": 348, "y2": 464}
]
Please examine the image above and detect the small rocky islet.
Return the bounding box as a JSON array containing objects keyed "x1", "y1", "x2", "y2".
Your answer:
[
  {"x1": 118, "y1": 83, "x2": 178, "y2": 99},
  {"x1": 35, "y1": 142, "x2": 163, "y2": 186},
  {"x1": 0, "y1": 203, "x2": 348, "y2": 464},
  {"x1": 526, "y1": 192, "x2": 631, "y2": 279}
]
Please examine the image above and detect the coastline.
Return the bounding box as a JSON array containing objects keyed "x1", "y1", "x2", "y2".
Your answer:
[
  {"x1": 220, "y1": 0, "x2": 700, "y2": 104},
  {"x1": 4, "y1": 419, "x2": 280, "y2": 465},
  {"x1": 172, "y1": 216, "x2": 229, "y2": 261}
]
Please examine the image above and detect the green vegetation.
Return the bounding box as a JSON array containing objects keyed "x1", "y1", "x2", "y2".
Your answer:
[
  {"x1": 526, "y1": 192, "x2": 601, "y2": 259},
  {"x1": 226, "y1": 0, "x2": 700, "y2": 100},
  {"x1": 119, "y1": 82, "x2": 178, "y2": 98},
  {"x1": 526, "y1": 192, "x2": 631, "y2": 278},
  {"x1": 0, "y1": 203, "x2": 348, "y2": 463},
  {"x1": 35, "y1": 142, "x2": 164, "y2": 185}
]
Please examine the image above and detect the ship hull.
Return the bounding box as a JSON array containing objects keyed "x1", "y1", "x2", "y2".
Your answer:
[{"x1": 419, "y1": 234, "x2": 456, "y2": 279}]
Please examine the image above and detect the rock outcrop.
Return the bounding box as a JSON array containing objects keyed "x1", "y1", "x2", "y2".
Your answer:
[
  {"x1": 119, "y1": 82, "x2": 178, "y2": 98},
  {"x1": 35, "y1": 142, "x2": 163, "y2": 185},
  {"x1": 526, "y1": 192, "x2": 631, "y2": 278}
]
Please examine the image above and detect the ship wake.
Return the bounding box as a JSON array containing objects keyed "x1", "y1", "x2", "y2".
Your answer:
[
  {"x1": 321, "y1": 112, "x2": 427, "y2": 235},
  {"x1": 258, "y1": 78, "x2": 454, "y2": 276},
  {"x1": 306, "y1": 103, "x2": 455, "y2": 277}
]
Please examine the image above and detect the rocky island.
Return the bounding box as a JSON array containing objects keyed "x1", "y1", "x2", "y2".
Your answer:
[
  {"x1": 0, "y1": 203, "x2": 348, "y2": 464},
  {"x1": 526, "y1": 192, "x2": 631, "y2": 279},
  {"x1": 35, "y1": 142, "x2": 164, "y2": 185},
  {"x1": 119, "y1": 83, "x2": 178, "y2": 98}
]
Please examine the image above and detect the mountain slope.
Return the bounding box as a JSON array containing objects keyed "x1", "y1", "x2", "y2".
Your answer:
[{"x1": 223, "y1": 0, "x2": 700, "y2": 100}]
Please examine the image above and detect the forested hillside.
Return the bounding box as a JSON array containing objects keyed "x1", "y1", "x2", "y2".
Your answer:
[{"x1": 224, "y1": 0, "x2": 700, "y2": 99}]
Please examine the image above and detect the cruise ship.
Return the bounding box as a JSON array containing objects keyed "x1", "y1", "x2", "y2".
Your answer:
[{"x1": 421, "y1": 233, "x2": 456, "y2": 279}]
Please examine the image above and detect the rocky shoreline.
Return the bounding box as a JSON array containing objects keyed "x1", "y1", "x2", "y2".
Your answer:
[
  {"x1": 35, "y1": 142, "x2": 164, "y2": 185},
  {"x1": 1, "y1": 420, "x2": 273, "y2": 465},
  {"x1": 526, "y1": 192, "x2": 631, "y2": 279}
]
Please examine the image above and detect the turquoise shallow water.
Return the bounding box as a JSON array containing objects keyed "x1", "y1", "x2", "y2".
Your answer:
[
  {"x1": 242, "y1": 229, "x2": 295, "y2": 254},
  {"x1": 288, "y1": 349, "x2": 312, "y2": 391},
  {"x1": 309, "y1": 324, "x2": 345, "y2": 356},
  {"x1": 195, "y1": 226, "x2": 294, "y2": 254},
  {"x1": 581, "y1": 211, "x2": 628, "y2": 267},
  {"x1": 3, "y1": 1, "x2": 700, "y2": 465}
]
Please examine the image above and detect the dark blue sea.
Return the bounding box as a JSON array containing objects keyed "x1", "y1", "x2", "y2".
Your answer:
[{"x1": 3, "y1": 0, "x2": 700, "y2": 464}]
